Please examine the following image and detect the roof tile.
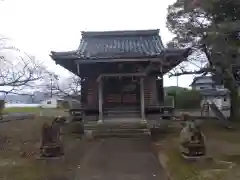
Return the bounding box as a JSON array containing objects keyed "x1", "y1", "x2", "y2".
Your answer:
[{"x1": 76, "y1": 29, "x2": 165, "y2": 59}]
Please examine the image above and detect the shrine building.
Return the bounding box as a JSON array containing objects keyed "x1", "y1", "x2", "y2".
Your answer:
[{"x1": 50, "y1": 29, "x2": 190, "y2": 121}]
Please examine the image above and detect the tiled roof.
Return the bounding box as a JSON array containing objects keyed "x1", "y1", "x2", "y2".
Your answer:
[
  {"x1": 75, "y1": 29, "x2": 165, "y2": 59},
  {"x1": 190, "y1": 76, "x2": 214, "y2": 86},
  {"x1": 50, "y1": 29, "x2": 191, "y2": 76},
  {"x1": 190, "y1": 75, "x2": 223, "y2": 86},
  {"x1": 51, "y1": 29, "x2": 190, "y2": 61}
]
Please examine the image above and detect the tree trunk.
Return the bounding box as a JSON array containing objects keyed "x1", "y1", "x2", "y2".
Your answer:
[{"x1": 229, "y1": 87, "x2": 239, "y2": 121}]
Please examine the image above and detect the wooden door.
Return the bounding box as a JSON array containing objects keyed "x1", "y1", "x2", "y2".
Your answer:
[{"x1": 103, "y1": 77, "x2": 140, "y2": 107}]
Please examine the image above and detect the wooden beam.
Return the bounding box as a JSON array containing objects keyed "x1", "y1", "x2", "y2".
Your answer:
[
  {"x1": 144, "y1": 63, "x2": 154, "y2": 74},
  {"x1": 75, "y1": 58, "x2": 165, "y2": 64},
  {"x1": 76, "y1": 63, "x2": 80, "y2": 75},
  {"x1": 96, "y1": 72, "x2": 146, "y2": 82},
  {"x1": 140, "y1": 77, "x2": 145, "y2": 120},
  {"x1": 144, "y1": 62, "x2": 164, "y2": 75}
]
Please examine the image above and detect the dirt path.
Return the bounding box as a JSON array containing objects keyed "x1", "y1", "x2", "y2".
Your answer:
[{"x1": 74, "y1": 137, "x2": 167, "y2": 180}]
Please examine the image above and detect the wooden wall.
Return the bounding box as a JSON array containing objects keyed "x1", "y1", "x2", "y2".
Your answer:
[
  {"x1": 84, "y1": 76, "x2": 161, "y2": 108},
  {"x1": 86, "y1": 77, "x2": 98, "y2": 107},
  {"x1": 156, "y1": 78, "x2": 164, "y2": 102}
]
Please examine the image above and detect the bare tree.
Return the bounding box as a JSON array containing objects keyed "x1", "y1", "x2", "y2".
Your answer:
[
  {"x1": 0, "y1": 38, "x2": 46, "y2": 97},
  {"x1": 38, "y1": 73, "x2": 82, "y2": 101}
]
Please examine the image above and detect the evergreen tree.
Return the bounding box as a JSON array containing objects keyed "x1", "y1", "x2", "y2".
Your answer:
[{"x1": 167, "y1": 0, "x2": 240, "y2": 121}]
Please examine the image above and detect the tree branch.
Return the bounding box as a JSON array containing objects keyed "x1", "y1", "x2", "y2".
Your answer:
[{"x1": 169, "y1": 67, "x2": 212, "y2": 77}]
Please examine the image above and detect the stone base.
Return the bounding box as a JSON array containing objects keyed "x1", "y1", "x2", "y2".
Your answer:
[
  {"x1": 181, "y1": 153, "x2": 206, "y2": 160},
  {"x1": 40, "y1": 145, "x2": 63, "y2": 157},
  {"x1": 36, "y1": 156, "x2": 63, "y2": 160},
  {"x1": 180, "y1": 144, "x2": 206, "y2": 160}
]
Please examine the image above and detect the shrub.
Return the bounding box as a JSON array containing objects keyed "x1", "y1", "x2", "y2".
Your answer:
[
  {"x1": 165, "y1": 88, "x2": 201, "y2": 109},
  {"x1": 175, "y1": 89, "x2": 201, "y2": 109}
]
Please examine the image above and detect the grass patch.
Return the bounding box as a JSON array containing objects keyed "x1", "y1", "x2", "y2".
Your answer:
[
  {"x1": 163, "y1": 138, "x2": 230, "y2": 180},
  {"x1": 155, "y1": 122, "x2": 240, "y2": 180},
  {"x1": 0, "y1": 116, "x2": 91, "y2": 180},
  {"x1": 3, "y1": 107, "x2": 69, "y2": 117},
  {"x1": 165, "y1": 143, "x2": 200, "y2": 180},
  {"x1": 3, "y1": 107, "x2": 40, "y2": 114}
]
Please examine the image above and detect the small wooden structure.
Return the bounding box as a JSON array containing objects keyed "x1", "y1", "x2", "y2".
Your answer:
[{"x1": 50, "y1": 30, "x2": 190, "y2": 122}]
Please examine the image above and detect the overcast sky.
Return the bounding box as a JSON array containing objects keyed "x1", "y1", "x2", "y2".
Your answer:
[{"x1": 0, "y1": 0, "x2": 194, "y2": 87}]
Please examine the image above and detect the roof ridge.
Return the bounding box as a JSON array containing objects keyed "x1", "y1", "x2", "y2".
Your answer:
[{"x1": 81, "y1": 29, "x2": 160, "y2": 37}]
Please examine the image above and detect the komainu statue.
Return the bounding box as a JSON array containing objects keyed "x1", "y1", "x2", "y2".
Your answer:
[
  {"x1": 179, "y1": 113, "x2": 206, "y2": 159},
  {"x1": 40, "y1": 121, "x2": 63, "y2": 157}
]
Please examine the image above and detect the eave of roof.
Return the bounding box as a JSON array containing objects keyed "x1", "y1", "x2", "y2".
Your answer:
[
  {"x1": 50, "y1": 48, "x2": 190, "y2": 61},
  {"x1": 199, "y1": 89, "x2": 230, "y2": 96},
  {"x1": 190, "y1": 76, "x2": 213, "y2": 86}
]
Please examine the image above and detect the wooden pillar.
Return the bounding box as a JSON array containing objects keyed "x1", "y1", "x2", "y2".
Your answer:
[
  {"x1": 98, "y1": 76, "x2": 103, "y2": 121},
  {"x1": 150, "y1": 76, "x2": 158, "y2": 105},
  {"x1": 161, "y1": 76, "x2": 164, "y2": 102},
  {"x1": 157, "y1": 76, "x2": 164, "y2": 103},
  {"x1": 140, "y1": 77, "x2": 145, "y2": 119}
]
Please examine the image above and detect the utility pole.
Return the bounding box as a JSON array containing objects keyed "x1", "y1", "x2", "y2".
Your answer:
[
  {"x1": 50, "y1": 76, "x2": 53, "y2": 98},
  {"x1": 49, "y1": 73, "x2": 58, "y2": 98},
  {"x1": 177, "y1": 76, "x2": 179, "y2": 87}
]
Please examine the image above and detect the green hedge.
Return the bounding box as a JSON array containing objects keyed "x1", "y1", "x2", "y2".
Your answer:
[{"x1": 165, "y1": 88, "x2": 201, "y2": 109}]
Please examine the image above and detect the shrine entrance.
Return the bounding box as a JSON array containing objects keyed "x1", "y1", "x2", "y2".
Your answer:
[{"x1": 103, "y1": 77, "x2": 141, "y2": 108}]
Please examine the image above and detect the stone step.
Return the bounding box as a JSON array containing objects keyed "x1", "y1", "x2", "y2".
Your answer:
[
  {"x1": 84, "y1": 118, "x2": 147, "y2": 131},
  {"x1": 104, "y1": 108, "x2": 140, "y2": 111},
  {"x1": 84, "y1": 123, "x2": 98, "y2": 130},
  {"x1": 104, "y1": 115, "x2": 141, "y2": 119},
  {"x1": 104, "y1": 107, "x2": 140, "y2": 110},
  {"x1": 104, "y1": 114, "x2": 141, "y2": 116},
  {"x1": 96, "y1": 128, "x2": 149, "y2": 133},
  {"x1": 93, "y1": 129, "x2": 150, "y2": 138},
  {"x1": 94, "y1": 132, "x2": 150, "y2": 138},
  {"x1": 84, "y1": 124, "x2": 147, "y2": 131},
  {"x1": 104, "y1": 111, "x2": 140, "y2": 115},
  {"x1": 97, "y1": 123, "x2": 147, "y2": 129}
]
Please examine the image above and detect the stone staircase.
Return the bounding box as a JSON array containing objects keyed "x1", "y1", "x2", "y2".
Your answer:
[
  {"x1": 103, "y1": 107, "x2": 141, "y2": 119},
  {"x1": 209, "y1": 102, "x2": 230, "y2": 128},
  {"x1": 84, "y1": 119, "x2": 150, "y2": 138}
]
